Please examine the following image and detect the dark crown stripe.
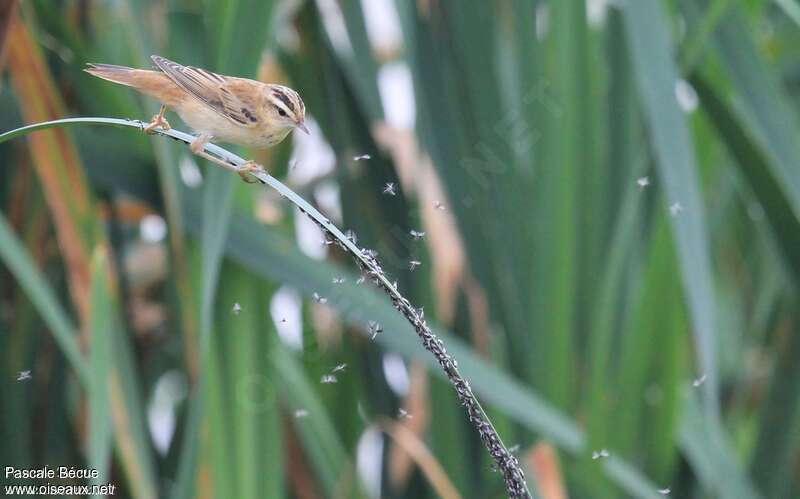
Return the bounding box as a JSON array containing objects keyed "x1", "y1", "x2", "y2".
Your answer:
[{"x1": 272, "y1": 90, "x2": 296, "y2": 113}]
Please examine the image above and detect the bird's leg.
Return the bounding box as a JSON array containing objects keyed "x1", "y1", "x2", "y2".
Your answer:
[
  {"x1": 190, "y1": 134, "x2": 236, "y2": 172},
  {"x1": 236, "y1": 161, "x2": 266, "y2": 183},
  {"x1": 189, "y1": 134, "x2": 264, "y2": 183},
  {"x1": 144, "y1": 105, "x2": 170, "y2": 134},
  {"x1": 189, "y1": 134, "x2": 212, "y2": 155}
]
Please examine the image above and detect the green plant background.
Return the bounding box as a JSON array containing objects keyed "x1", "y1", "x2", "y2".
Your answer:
[{"x1": 1, "y1": 0, "x2": 799, "y2": 498}]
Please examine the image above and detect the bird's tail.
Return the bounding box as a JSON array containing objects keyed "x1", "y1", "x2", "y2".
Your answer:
[
  {"x1": 84, "y1": 62, "x2": 181, "y2": 105},
  {"x1": 84, "y1": 63, "x2": 142, "y2": 87}
]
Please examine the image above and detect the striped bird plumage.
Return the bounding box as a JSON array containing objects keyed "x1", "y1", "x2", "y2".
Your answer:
[{"x1": 85, "y1": 55, "x2": 307, "y2": 149}]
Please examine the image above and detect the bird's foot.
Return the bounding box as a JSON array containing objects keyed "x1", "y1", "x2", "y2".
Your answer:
[
  {"x1": 144, "y1": 106, "x2": 170, "y2": 134},
  {"x1": 190, "y1": 134, "x2": 210, "y2": 154},
  {"x1": 238, "y1": 161, "x2": 264, "y2": 183}
]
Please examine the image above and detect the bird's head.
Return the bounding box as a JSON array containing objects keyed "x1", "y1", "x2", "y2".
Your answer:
[{"x1": 265, "y1": 85, "x2": 308, "y2": 134}]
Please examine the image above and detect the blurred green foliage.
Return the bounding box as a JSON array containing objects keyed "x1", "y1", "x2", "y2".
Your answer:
[{"x1": 2, "y1": 0, "x2": 800, "y2": 498}]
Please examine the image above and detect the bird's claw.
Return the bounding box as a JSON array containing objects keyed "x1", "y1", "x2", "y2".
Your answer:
[
  {"x1": 238, "y1": 161, "x2": 264, "y2": 183},
  {"x1": 144, "y1": 105, "x2": 170, "y2": 134},
  {"x1": 144, "y1": 114, "x2": 170, "y2": 134}
]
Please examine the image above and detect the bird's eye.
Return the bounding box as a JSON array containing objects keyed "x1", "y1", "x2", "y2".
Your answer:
[{"x1": 277, "y1": 108, "x2": 288, "y2": 117}]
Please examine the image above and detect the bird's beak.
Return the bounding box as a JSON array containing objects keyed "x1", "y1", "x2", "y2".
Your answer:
[{"x1": 296, "y1": 120, "x2": 310, "y2": 135}]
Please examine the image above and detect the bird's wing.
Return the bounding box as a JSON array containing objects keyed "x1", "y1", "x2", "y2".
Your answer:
[{"x1": 151, "y1": 55, "x2": 261, "y2": 127}]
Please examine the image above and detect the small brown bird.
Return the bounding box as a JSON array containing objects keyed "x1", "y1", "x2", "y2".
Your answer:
[{"x1": 85, "y1": 55, "x2": 308, "y2": 182}]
